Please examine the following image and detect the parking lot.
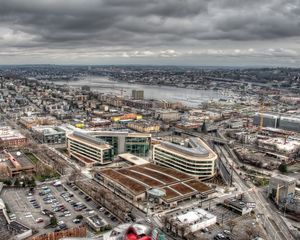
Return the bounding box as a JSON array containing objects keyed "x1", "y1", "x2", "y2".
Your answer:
[{"x1": 1, "y1": 182, "x2": 121, "y2": 236}]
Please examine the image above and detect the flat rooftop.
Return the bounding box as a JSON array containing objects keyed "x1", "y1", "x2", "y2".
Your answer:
[
  {"x1": 0, "y1": 151, "x2": 34, "y2": 170},
  {"x1": 32, "y1": 125, "x2": 64, "y2": 135},
  {"x1": 68, "y1": 132, "x2": 111, "y2": 150},
  {"x1": 156, "y1": 137, "x2": 218, "y2": 162},
  {"x1": 270, "y1": 174, "x2": 296, "y2": 183},
  {"x1": 0, "y1": 126, "x2": 26, "y2": 141},
  {"x1": 175, "y1": 208, "x2": 216, "y2": 224},
  {"x1": 118, "y1": 153, "x2": 149, "y2": 165},
  {"x1": 97, "y1": 163, "x2": 213, "y2": 201}
]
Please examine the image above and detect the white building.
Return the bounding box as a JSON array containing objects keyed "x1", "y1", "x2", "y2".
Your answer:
[
  {"x1": 153, "y1": 137, "x2": 218, "y2": 179},
  {"x1": 166, "y1": 208, "x2": 217, "y2": 237}
]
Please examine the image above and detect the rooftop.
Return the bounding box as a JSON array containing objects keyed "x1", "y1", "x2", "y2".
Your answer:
[
  {"x1": 0, "y1": 151, "x2": 34, "y2": 170},
  {"x1": 0, "y1": 126, "x2": 26, "y2": 141},
  {"x1": 157, "y1": 137, "x2": 218, "y2": 161},
  {"x1": 97, "y1": 163, "x2": 213, "y2": 200},
  {"x1": 32, "y1": 125, "x2": 64, "y2": 135},
  {"x1": 174, "y1": 208, "x2": 216, "y2": 225},
  {"x1": 118, "y1": 153, "x2": 149, "y2": 165},
  {"x1": 270, "y1": 174, "x2": 297, "y2": 183}
]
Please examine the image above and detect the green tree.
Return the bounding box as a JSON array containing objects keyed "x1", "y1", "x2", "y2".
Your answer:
[
  {"x1": 201, "y1": 121, "x2": 208, "y2": 134},
  {"x1": 14, "y1": 178, "x2": 20, "y2": 187},
  {"x1": 50, "y1": 216, "x2": 57, "y2": 226},
  {"x1": 278, "y1": 163, "x2": 288, "y2": 173},
  {"x1": 4, "y1": 179, "x2": 12, "y2": 186},
  {"x1": 76, "y1": 215, "x2": 83, "y2": 220}
]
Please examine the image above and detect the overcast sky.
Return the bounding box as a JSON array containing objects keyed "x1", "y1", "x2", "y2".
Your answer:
[{"x1": 1, "y1": 0, "x2": 300, "y2": 66}]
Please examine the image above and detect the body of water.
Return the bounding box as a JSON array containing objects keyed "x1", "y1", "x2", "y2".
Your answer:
[{"x1": 53, "y1": 76, "x2": 229, "y2": 107}]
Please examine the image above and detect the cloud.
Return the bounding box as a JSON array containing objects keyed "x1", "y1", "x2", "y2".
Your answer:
[{"x1": 0, "y1": 0, "x2": 300, "y2": 65}]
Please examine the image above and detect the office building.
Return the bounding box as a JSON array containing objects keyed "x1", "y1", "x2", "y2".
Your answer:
[
  {"x1": 67, "y1": 131, "x2": 114, "y2": 167},
  {"x1": 253, "y1": 113, "x2": 300, "y2": 133},
  {"x1": 278, "y1": 116, "x2": 300, "y2": 132},
  {"x1": 67, "y1": 130, "x2": 151, "y2": 166},
  {"x1": 253, "y1": 113, "x2": 279, "y2": 128},
  {"x1": 90, "y1": 130, "x2": 151, "y2": 156},
  {"x1": 32, "y1": 126, "x2": 66, "y2": 144},
  {"x1": 153, "y1": 137, "x2": 218, "y2": 179},
  {"x1": 132, "y1": 90, "x2": 144, "y2": 100}
]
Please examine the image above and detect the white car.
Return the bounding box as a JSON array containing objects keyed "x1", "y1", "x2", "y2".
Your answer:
[
  {"x1": 65, "y1": 213, "x2": 71, "y2": 217},
  {"x1": 88, "y1": 210, "x2": 95, "y2": 214},
  {"x1": 145, "y1": 218, "x2": 151, "y2": 224},
  {"x1": 99, "y1": 207, "x2": 105, "y2": 212}
]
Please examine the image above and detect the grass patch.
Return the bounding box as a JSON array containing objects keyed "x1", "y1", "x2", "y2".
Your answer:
[{"x1": 25, "y1": 152, "x2": 39, "y2": 164}]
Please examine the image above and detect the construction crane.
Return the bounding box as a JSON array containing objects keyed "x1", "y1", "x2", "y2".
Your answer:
[{"x1": 258, "y1": 95, "x2": 265, "y2": 132}]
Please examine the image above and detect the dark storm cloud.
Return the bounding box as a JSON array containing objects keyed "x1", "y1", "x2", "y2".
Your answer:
[{"x1": 1, "y1": 0, "x2": 300, "y2": 65}]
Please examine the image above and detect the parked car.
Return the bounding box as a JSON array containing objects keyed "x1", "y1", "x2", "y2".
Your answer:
[
  {"x1": 73, "y1": 218, "x2": 81, "y2": 224},
  {"x1": 35, "y1": 218, "x2": 44, "y2": 223}
]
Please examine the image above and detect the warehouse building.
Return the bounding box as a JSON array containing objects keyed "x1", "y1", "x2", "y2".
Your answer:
[
  {"x1": 94, "y1": 163, "x2": 214, "y2": 208},
  {"x1": 153, "y1": 137, "x2": 218, "y2": 179}
]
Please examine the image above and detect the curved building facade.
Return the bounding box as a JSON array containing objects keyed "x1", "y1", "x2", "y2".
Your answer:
[{"x1": 153, "y1": 137, "x2": 218, "y2": 179}]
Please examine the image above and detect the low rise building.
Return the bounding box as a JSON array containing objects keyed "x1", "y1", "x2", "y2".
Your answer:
[
  {"x1": 155, "y1": 110, "x2": 180, "y2": 122},
  {"x1": 0, "y1": 199, "x2": 32, "y2": 240},
  {"x1": 19, "y1": 116, "x2": 58, "y2": 129},
  {"x1": 85, "y1": 215, "x2": 109, "y2": 232},
  {"x1": 223, "y1": 196, "x2": 254, "y2": 215},
  {"x1": 0, "y1": 126, "x2": 27, "y2": 149},
  {"x1": 268, "y1": 174, "x2": 296, "y2": 204},
  {"x1": 32, "y1": 125, "x2": 66, "y2": 144},
  {"x1": 257, "y1": 137, "x2": 300, "y2": 156},
  {"x1": 0, "y1": 151, "x2": 35, "y2": 178},
  {"x1": 111, "y1": 113, "x2": 142, "y2": 123},
  {"x1": 94, "y1": 163, "x2": 214, "y2": 208},
  {"x1": 165, "y1": 208, "x2": 217, "y2": 237},
  {"x1": 127, "y1": 121, "x2": 160, "y2": 133},
  {"x1": 89, "y1": 118, "x2": 111, "y2": 127}
]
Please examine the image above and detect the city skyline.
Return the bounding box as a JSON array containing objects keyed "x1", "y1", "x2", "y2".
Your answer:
[{"x1": 1, "y1": 0, "x2": 300, "y2": 66}]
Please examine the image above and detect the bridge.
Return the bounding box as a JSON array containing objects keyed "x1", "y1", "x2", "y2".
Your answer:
[{"x1": 176, "y1": 129, "x2": 229, "y2": 145}]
